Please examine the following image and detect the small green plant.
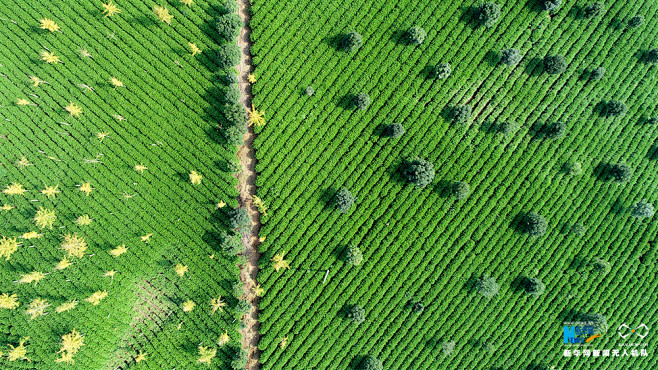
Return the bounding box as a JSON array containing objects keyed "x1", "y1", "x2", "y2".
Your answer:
[
  {"x1": 591, "y1": 258, "x2": 611, "y2": 276},
  {"x1": 431, "y1": 63, "x2": 451, "y2": 79},
  {"x1": 442, "y1": 341, "x2": 456, "y2": 356},
  {"x1": 500, "y1": 48, "x2": 522, "y2": 66},
  {"x1": 478, "y1": 2, "x2": 501, "y2": 28},
  {"x1": 354, "y1": 92, "x2": 371, "y2": 110},
  {"x1": 345, "y1": 244, "x2": 363, "y2": 266},
  {"x1": 544, "y1": 55, "x2": 567, "y2": 75},
  {"x1": 566, "y1": 162, "x2": 582, "y2": 176},
  {"x1": 452, "y1": 181, "x2": 470, "y2": 200}
]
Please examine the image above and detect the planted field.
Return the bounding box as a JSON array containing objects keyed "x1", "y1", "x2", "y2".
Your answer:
[
  {"x1": 251, "y1": 0, "x2": 658, "y2": 369},
  {"x1": 0, "y1": 0, "x2": 244, "y2": 368}
]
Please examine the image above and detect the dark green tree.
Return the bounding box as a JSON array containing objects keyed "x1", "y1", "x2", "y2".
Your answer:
[
  {"x1": 408, "y1": 26, "x2": 427, "y2": 45},
  {"x1": 335, "y1": 188, "x2": 356, "y2": 213},
  {"x1": 590, "y1": 66, "x2": 605, "y2": 80},
  {"x1": 544, "y1": 55, "x2": 567, "y2": 74},
  {"x1": 628, "y1": 15, "x2": 644, "y2": 27},
  {"x1": 648, "y1": 49, "x2": 658, "y2": 63},
  {"x1": 231, "y1": 349, "x2": 248, "y2": 370},
  {"x1": 224, "y1": 125, "x2": 245, "y2": 146},
  {"x1": 647, "y1": 117, "x2": 658, "y2": 125},
  {"x1": 591, "y1": 258, "x2": 611, "y2": 276},
  {"x1": 498, "y1": 121, "x2": 519, "y2": 136},
  {"x1": 220, "y1": 231, "x2": 245, "y2": 256},
  {"x1": 605, "y1": 100, "x2": 628, "y2": 117},
  {"x1": 540, "y1": 0, "x2": 562, "y2": 12},
  {"x1": 360, "y1": 355, "x2": 383, "y2": 370},
  {"x1": 544, "y1": 121, "x2": 566, "y2": 139},
  {"x1": 608, "y1": 163, "x2": 631, "y2": 182},
  {"x1": 478, "y1": 2, "x2": 502, "y2": 28},
  {"x1": 475, "y1": 274, "x2": 499, "y2": 298},
  {"x1": 522, "y1": 212, "x2": 547, "y2": 236},
  {"x1": 500, "y1": 48, "x2": 522, "y2": 66},
  {"x1": 404, "y1": 158, "x2": 435, "y2": 188},
  {"x1": 631, "y1": 199, "x2": 654, "y2": 218},
  {"x1": 235, "y1": 299, "x2": 251, "y2": 315},
  {"x1": 345, "y1": 244, "x2": 363, "y2": 266},
  {"x1": 566, "y1": 162, "x2": 582, "y2": 176},
  {"x1": 524, "y1": 277, "x2": 546, "y2": 296},
  {"x1": 223, "y1": 100, "x2": 246, "y2": 126},
  {"x1": 431, "y1": 63, "x2": 452, "y2": 79},
  {"x1": 581, "y1": 312, "x2": 607, "y2": 334},
  {"x1": 229, "y1": 207, "x2": 251, "y2": 234},
  {"x1": 342, "y1": 31, "x2": 363, "y2": 52},
  {"x1": 217, "y1": 43, "x2": 241, "y2": 69},
  {"x1": 385, "y1": 123, "x2": 405, "y2": 138},
  {"x1": 452, "y1": 181, "x2": 470, "y2": 200},
  {"x1": 354, "y1": 92, "x2": 371, "y2": 110},
  {"x1": 217, "y1": 13, "x2": 241, "y2": 42},
  {"x1": 584, "y1": 2, "x2": 605, "y2": 18},
  {"x1": 453, "y1": 105, "x2": 472, "y2": 125},
  {"x1": 571, "y1": 222, "x2": 586, "y2": 235},
  {"x1": 347, "y1": 305, "x2": 365, "y2": 324}
]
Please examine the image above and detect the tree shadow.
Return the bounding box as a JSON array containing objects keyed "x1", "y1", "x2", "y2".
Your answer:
[
  {"x1": 593, "y1": 162, "x2": 610, "y2": 181},
  {"x1": 557, "y1": 308, "x2": 580, "y2": 323},
  {"x1": 510, "y1": 212, "x2": 527, "y2": 234},
  {"x1": 594, "y1": 100, "x2": 609, "y2": 117},
  {"x1": 510, "y1": 276, "x2": 526, "y2": 293},
  {"x1": 459, "y1": 5, "x2": 479, "y2": 29},
  {"x1": 388, "y1": 159, "x2": 410, "y2": 186},
  {"x1": 323, "y1": 34, "x2": 345, "y2": 51},
  {"x1": 461, "y1": 275, "x2": 479, "y2": 294},
  {"x1": 127, "y1": 15, "x2": 157, "y2": 27},
  {"x1": 349, "y1": 356, "x2": 367, "y2": 370},
  {"x1": 523, "y1": 57, "x2": 544, "y2": 76},
  {"x1": 337, "y1": 94, "x2": 356, "y2": 110},
  {"x1": 609, "y1": 16, "x2": 624, "y2": 31},
  {"x1": 610, "y1": 198, "x2": 625, "y2": 215},
  {"x1": 320, "y1": 187, "x2": 337, "y2": 211},
  {"x1": 568, "y1": 5, "x2": 584, "y2": 20},
  {"x1": 333, "y1": 244, "x2": 347, "y2": 262},
  {"x1": 390, "y1": 29, "x2": 409, "y2": 46},
  {"x1": 646, "y1": 144, "x2": 658, "y2": 160},
  {"x1": 421, "y1": 64, "x2": 437, "y2": 80},
  {"x1": 484, "y1": 50, "x2": 499, "y2": 67},
  {"x1": 528, "y1": 121, "x2": 546, "y2": 140},
  {"x1": 434, "y1": 179, "x2": 453, "y2": 198},
  {"x1": 478, "y1": 121, "x2": 498, "y2": 134},
  {"x1": 373, "y1": 123, "x2": 389, "y2": 138},
  {"x1": 524, "y1": 0, "x2": 544, "y2": 13}
]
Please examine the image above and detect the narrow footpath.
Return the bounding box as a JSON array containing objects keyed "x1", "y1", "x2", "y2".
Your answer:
[{"x1": 235, "y1": 0, "x2": 261, "y2": 368}]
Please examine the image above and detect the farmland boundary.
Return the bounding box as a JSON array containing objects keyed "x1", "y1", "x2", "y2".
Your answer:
[{"x1": 235, "y1": 0, "x2": 261, "y2": 368}]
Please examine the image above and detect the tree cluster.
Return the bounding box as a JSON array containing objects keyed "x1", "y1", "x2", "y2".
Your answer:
[
  {"x1": 431, "y1": 63, "x2": 452, "y2": 79},
  {"x1": 347, "y1": 305, "x2": 366, "y2": 324},
  {"x1": 404, "y1": 158, "x2": 435, "y2": 188},
  {"x1": 407, "y1": 26, "x2": 426, "y2": 45},
  {"x1": 607, "y1": 163, "x2": 631, "y2": 182},
  {"x1": 453, "y1": 105, "x2": 472, "y2": 125},
  {"x1": 544, "y1": 55, "x2": 567, "y2": 75},
  {"x1": 385, "y1": 123, "x2": 405, "y2": 138},
  {"x1": 354, "y1": 92, "x2": 371, "y2": 110},
  {"x1": 540, "y1": 0, "x2": 562, "y2": 12}
]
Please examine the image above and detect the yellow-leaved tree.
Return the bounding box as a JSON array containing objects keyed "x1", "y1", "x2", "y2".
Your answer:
[
  {"x1": 0, "y1": 236, "x2": 21, "y2": 260},
  {"x1": 3, "y1": 183, "x2": 27, "y2": 196},
  {"x1": 17, "y1": 271, "x2": 46, "y2": 285},
  {"x1": 55, "y1": 300, "x2": 78, "y2": 313},
  {"x1": 109, "y1": 244, "x2": 127, "y2": 257},
  {"x1": 60, "y1": 234, "x2": 87, "y2": 258},
  {"x1": 189, "y1": 42, "x2": 201, "y2": 56},
  {"x1": 249, "y1": 104, "x2": 266, "y2": 127},
  {"x1": 78, "y1": 182, "x2": 93, "y2": 195},
  {"x1": 26, "y1": 298, "x2": 49, "y2": 319},
  {"x1": 40, "y1": 51, "x2": 61, "y2": 64},
  {"x1": 197, "y1": 345, "x2": 216, "y2": 364},
  {"x1": 153, "y1": 5, "x2": 173, "y2": 25},
  {"x1": 7, "y1": 337, "x2": 29, "y2": 362},
  {"x1": 84, "y1": 291, "x2": 107, "y2": 305},
  {"x1": 217, "y1": 331, "x2": 230, "y2": 346},
  {"x1": 74, "y1": 214, "x2": 93, "y2": 226},
  {"x1": 39, "y1": 18, "x2": 60, "y2": 32},
  {"x1": 55, "y1": 329, "x2": 84, "y2": 364},
  {"x1": 182, "y1": 300, "x2": 195, "y2": 312},
  {"x1": 64, "y1": 102, "x2": 82, "y2": 117},
  {"x1": 34, "y1": 207, "x2": 56, "y2": 229},
  {"x1": 210, "y1": 296, "x2": 226, "y2": 314},
  {"x1": 41, "y1": 185, "x2": 60, "y2": 198},
  {"x1": 271, "y1": 251, "x2": 290, "y2": 272},
  {"x1": 174, "y1": 263, "x2": 188, "y2": 277},
  {"x1": 189, "y1": 171, "x2": 202, "y2": 184},
  {"x1": 102, "y1": 2, "x2": 121, "y2": 17},
  {"x1": 0, "y1": 293, "x2": 19, "y2": 309},
  {"x1": 55, "y1": 258, "x2": 72, "y2": 270}
]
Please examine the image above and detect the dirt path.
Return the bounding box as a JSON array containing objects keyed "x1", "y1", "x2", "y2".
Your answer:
[{"x1": 235, "y1": 0, "x2": 261, "y2": 368}]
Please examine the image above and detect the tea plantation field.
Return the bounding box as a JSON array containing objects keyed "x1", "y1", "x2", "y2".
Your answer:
[
  {"x1": 251, "y1": 0, "x2": 658, "y2": 368},
  {"x1": 0, "y1": 0, "x2": 243, "y2": 368}
]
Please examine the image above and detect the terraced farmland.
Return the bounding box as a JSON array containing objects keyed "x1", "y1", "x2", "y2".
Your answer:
[
  {"x1": 250, "y1": 0, "x2": 658, "y2": 369},
  {"x1": 0, "y1": 0, "x2": 243, "y2": 368}
]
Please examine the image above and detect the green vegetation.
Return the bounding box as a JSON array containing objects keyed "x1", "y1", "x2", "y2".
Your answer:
[
  {"x1": 475, "y1": 274, "x2": 499, "y2": 298},
  {"x1": 407, "y1": 26, "x2": 427, "y2": 45},
  {"x1": 344, "y1": 244, "x2": 363, "y2": 266},
  {"x1": 544, "y1": 55, "x2": 567, "y2": 75},
  {"x1": 478, "y1": 2, "x2": 501, "y2": 28},
  {"x1": 342, "y1": 31, "x2": 363, "y2": 52},
  {"x1": 631, "y1": 199, "x2": 654, "y2": 218},
  {"x1": 346, "y1": 305, "x2": 366, "y2": 324},
  {"x1": 404, "y1": 158, "x2": 435, "y2": 188},
  {"x1": 335, "y1": 188, "x2": 356, "y2": 213},
  {"x1": 431, "y1": 63, "x2": 452, "y2": 79},
  {"x1": 452, "y1": 181, "x2": 470, "y2": 200},
  {"x1": 500, "y1": 48, "x2": 522, "y2": 66},
  {"x1": 522, "y1": 212, "x2": 548, "y2": 236},
  {"x1": 385, "y1": 123, "x2": 406, "y2": 138}
]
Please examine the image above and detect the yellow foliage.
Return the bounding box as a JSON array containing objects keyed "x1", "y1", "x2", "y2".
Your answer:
[
  {"x1": 174, "y1": 263, "x2": 188, "y2": 277},
  {"x1": 110, "y1": 77, "x2": 124, "y2": 87},
  {"x1": 39, "y1": 18, "x2": 60, "y2": 32},
  {"x1": 21, "y1": 231, "x2": 42, "y2": 240},
  {"x1": 109, "y1": 244, "x2": 127, "y2": 257},
  {"x1": 0, "y1": 236, "x2": 21, "y2": 260},
  {"x1": 97, "y1": 132, "x2": 110, "y2": 142},
  {"x1": 134, "y1": 164, "x2": 147, "y2": 173},
  {"x1": 153, "y1": 5, "x2": 173, "y2": 25},
  {"x1": 55, "y1": 329, "x2": 84, "y2": 364},
  {"x1": 252, "y1": 195, "x2": 268, "y2": 217},
  {"x1": 279, "y1": 335, "x2": 289, "y2": 349},
  {"x1": 210, "y1": 296, "x2": 226, "y2": 314},
  {"x1": 248, "y1": 104, "x2": 266, "y2": 127},
  {"x1": 140, "y1": 233, "x2": 153, "y2": 243},
  {"x1": 216, "y1": 200, "x2": 227, "y2": 209},
  {"x1": 65, "y1": 102, "x2": 82, "y2": 117},
  {"x1": 253, "y1": 284, "x2": 265, "y2": 297},
  {"x1": 16, "y1": 98, "x2": 30, "y2": 106},
  {"x1": 79, "y1": 182, "x2": 93, "y2": 196},
  {"x1": 259, "y1": 236, "x2": 266, "y2": 243},
  {"x1": 197, "y1": 345, "x2": 216, "y2": 364},
  {"x1": 102, "y1": 1, "x2": 121, "y2": 17},
  {"x1": 0, "y1": 293, "x2": 19, "y2": 309},
  {"x1": 41, "y1": 184, "x2": 60, "y2": 198},
  {"x1": 55, "y1": 258, "x2": 72, "y2": 270},
  {"x1": 79, "y1": 48, "x2": 92, "y2": 58},
  {"x1": 189, "y1": 42, "x2": 201, "y2": 56},
  {"x1": 84, "y1": 290, "x2": 107, "y2": 305},
  {"x1": 189, "y1": 170, "x2": 202, "y2": 185},
  {"x1": 26, "y1": 298, "x2": 49, "y2": 319},
  {"x1": 34, "y1": 207, "x2": 56, "y2": 229},
  {"x1": 247, "y1": 73, "x2": 257, "y2": 83},
  {"x1": 74, "y1": 214, "x2": 93, "y2": 226},
  {"x1": 61, "y1": 233, "x2": 87, "y2": 258},
  {"x1": 135, "y1": 350, "x2": 147, "y2": 363},
  {"x1": 55, "y1": 300, "x2": 78, "y2": 313},
  {"x1": 16, "y1": 156, "x2": 31, "y2": 167},
  {"x1": 181, "y1": 0, "x2": 194, "y2": 6},
  {"x1": 18, "y1": 271, "x2": 46, "y2": 285},
  {"x1": 7, "y1": 337, "x2": 29, "y2": 362},
  {"x1": 54, "y1": 351, "x2": 74, "y2": 364},
  {"x1": 182, "y1": 300, "x2": 196, "y2": 312},
  {"x1": 217, "y1": 331, "x2": 230, "y2": 346},
  {"x1": 30, "y1": 76, "x2": 46, "y2": 86},
  {"x1": 0, "y1": 204, "x2": 14, "y2": 211},
  {"x1": 271, "y1": 251, "x2": 290, "y2": 272},
  {"x1": 40, "y1": 51, "x2": 61, "y2": 64},
  {"x1": 3, "y1": 183, "x2": 27, "y2": 196}
]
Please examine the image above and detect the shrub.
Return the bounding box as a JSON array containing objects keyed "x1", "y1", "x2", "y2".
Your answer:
[
  {"x1": 404, "y1": 158, "x2": 435, "y2": 188},
  {"x1": 631, "y1": 199, "x2": 654, "y2": 218},
  {"x1": 475, "y1": 274, "x2": 499, "y2": 298},
  {"x1": 407, "y1": 26, "x2": 426, "y2": 45},
  {"x1": 524, "y1": 277, "x2": 546, "y2": 296},
  {"x1": 229, "y1": 207, "x2": 251, "y2": 233},
  {"x1": 544, "y1": 55, "x2": 567, "y2": 75},
  {"x1": 431, "y1": 63, "x2": 451, "y2": 79},
  {"x1": 224, "y1": 125, "x2": 245, "y2": 146},
  {"x1": 522, "y1": 212, "x2": 547, "y2": 236},
  {"x1": 608, "y1": 163, "x2": 631, "y2": 182},
  {"x1": 540, "y1": 0, "x2": 562, "y2": 12},
  {"x1": 232, "y1": 281, "x2": 245, "y2": 298},
  {"x1": 360, "y1": 355, "x2": 383, "y2": 370},
  {"x1": 647, "y1": 117, "x2": 658, "y2": 125},
  {"x1": 220, "y1": 0, "x2": 238, "y2": 15},
  {"x1": 231, "y1": 349, "x2": 248, "y2": 370},
  {"x1": 235, "y1": 299, "x2": 251, "y2": 315},
  {"x1": 342, "y1": 31, "x2": 362, "y2": 52},
  {"x1": 571, "y1": 222, "x2": 586, "y2": 235},
  {"x1": 566, "y1": 162, "x2": 582, "y2": 176},
  {"x1": 217, "y1": 13, "x2": 241, "y2": 42},
  {"x1": 478, "y1": 2, "x2": 501, "y2": 28},
  {"x1": 500, "y1": 48, "x2": 522, "y2": 66},
  {"x1": 223, "y1": 71, "x2": 238, "y2": 85},
  {"x1": 220, "y1": 231, "x2": 245, "y2": 256},
  {"x1": 591, "y1": 258, "x2": 611, "y2": 276},
  {"x1": 584, "y1": 2, "x2": 605, "y2": 18},
  {"x1": 544, "y1": 122, "x2": 566, "y2": 139},
  {"x1": 354, "y1": 92, "x2": 371, "y2": 110},
  {"x1": 648, "y1": 49, "x2": 658, "y2": 63},
  {"x1": 385, "y1": 123, "x2": 405, "y2": 138},
  {"x1": 453, "y1": 105, "x2": 472, "y2": 125},
  {"x1": 498, "y1": 121, "x2": 519, "y2": 136},
  {"x1": 581, "y1": 312, "x2": 608, "y2": 334},
  {"x1": 223, "y1": 100, "x2": 246, "y2": 126},
  {"x1": 628, "y1": 15, "x2": 644, "y2": 27},
  {"x1": 224, "y1": 157, "x2": 241, "y2": 173},
  {"x1": 411, "y1": 301, "x2": 424, "y2": 313},
  {"x1": 452, "y1": 181, "x2": 470, "y2": 200},
  {"x1": 347, "y1": 305, "x2": 365, "y2": 324},
  {"x1": 590, "y1": 66, "x2": 605, "y2": 80},
  {"x1": 605, "y1": 100, "x2": 628, "y2": 117},
  {"x1": 442, "y1": 341, "x2": 456, "y2": 356},
  {"x1": 225, "y1": 83, "x2": 241, "y2": 103},
  {"x1": 306, "y1": 86, "x2": 315, "y2": 96},
  {"x1": 335, "y1": 188, "x2": 356, "y2": 213},
  {"x1": 345, "y1": 244, "x2": 363, "y2": 266},
  {"x1": 217, "y1": 43, "x2": 241, "y2": 69}
]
